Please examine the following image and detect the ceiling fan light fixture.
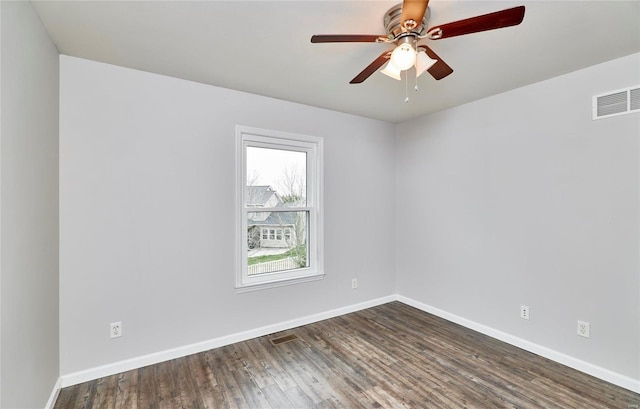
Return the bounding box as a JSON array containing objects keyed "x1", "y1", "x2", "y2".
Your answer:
[
  {"x1": 381, "y1": 61, "x2": 402, "y2": 80},
  {"x1": 389, "y1": 42, "x2": 416, "y2": 71},
  {"x1": 312, "y1": 3, "x2": 526, "y2": 85},
  {"x1": 415, "y1": 49, "x2": 438, "y2": 78}
]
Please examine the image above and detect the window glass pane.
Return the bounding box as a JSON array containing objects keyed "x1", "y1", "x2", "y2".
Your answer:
[
  {"x1": 246, "y1": 147, "x2": 307, "y2": 207},
  {"x1": 247, "y1": 211, "x2": 309, "y2": 276}
]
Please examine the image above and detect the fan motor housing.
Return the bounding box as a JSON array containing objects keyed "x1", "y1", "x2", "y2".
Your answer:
[{"x1": 384, "y1": 3, "x2": 430, "y2": 39}]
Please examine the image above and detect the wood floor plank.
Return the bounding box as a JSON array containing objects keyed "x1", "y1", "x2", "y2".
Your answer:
[
  {"x1": 213, "y1": 352, "x2": 251, "y2": 409},
  {"x1": 250, "y1": 337, "x2": 299, "y2": 392},
  {"x1": 172, "y1": 358, "x2": 200, "y2": 408},
  {"x1": 361, "y1": 385, "x2": 410, "y2": 409},
  {"x1": 295, "y1": 326, "x2": 374, "y2": 387},
  {"x1": 282, "y1": 385, "x2": 316, "y2": 408},
  {"x1": 91, "y1": 375, "x2": 117, "y2": 409},
  {"x1": 313, "y1": 398, "x2": 342, "y2": 409},
  {"x1": 76, "y1": 379, "x2": 97, "y2": 409},
  {"x1": 233, "y1": 339, "x2": 275, "y2": 390},
  {"x1": 154, "y1": 360, "x2": 177, "y2": 409},
  {"x1": 185, "y1": 352, "x2": 225, "y2": 409},
  {"x1": 54, "y1": 384, "x2": 79, "y2": 409},
  {"x1": 54, "y1": 302, "x2": 640, "y2": 409},
  {"x1": 229, "y1": 365, "x2": 272, "y2": 409},
  {"x1": 267, "y1": 340, "x2": 331, "y2": 404},
  {"x1": 114, "y1": 371, "x2": 137, "y2": 409},
  {"x1": 135, "y1": 365, "x2": 157, "y2": 409},
  {"x1": 260, "y1": 383, "x2": 296, "y2": 408}
]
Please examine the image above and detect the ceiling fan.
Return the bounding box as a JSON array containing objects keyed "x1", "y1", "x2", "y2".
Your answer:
[{"x1": 311, "y1": 0, "x2": 525, "y2": 84}]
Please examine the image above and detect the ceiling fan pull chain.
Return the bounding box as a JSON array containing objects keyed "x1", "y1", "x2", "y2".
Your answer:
[
  {"x1": 404, "y1": 71, "x2": 410, "y2": 103},
  {"x1": 415, "y1": 69, "x2": 420, "y2": 92}
]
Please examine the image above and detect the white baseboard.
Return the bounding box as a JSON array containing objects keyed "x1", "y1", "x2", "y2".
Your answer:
[
  {"x1": 44, "y1": 377, "x2": 61, "y2": 409},
  {"x1": 60, "y1": 295, "x2": 396, "y2": 388},
  {"x1": 397, "y1": 295, "x2": 640, "y2": 394}
]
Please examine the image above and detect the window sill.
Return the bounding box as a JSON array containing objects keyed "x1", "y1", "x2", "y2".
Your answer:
[{"x1": 235, "y1": 273, "x2": 325, "y2": 293}]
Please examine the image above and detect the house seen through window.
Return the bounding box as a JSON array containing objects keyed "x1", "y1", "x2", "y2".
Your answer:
[{"x1": 236, "y1": 126, "x2": 323, "y2": 290}]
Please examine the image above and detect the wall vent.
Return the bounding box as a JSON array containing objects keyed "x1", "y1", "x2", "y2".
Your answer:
[
  {"x1": 593, "y1": 86, "x2": 640, "y2": 120},
  {"x1": 630, "y1": 87, "x2": 640, "y2": 111}
]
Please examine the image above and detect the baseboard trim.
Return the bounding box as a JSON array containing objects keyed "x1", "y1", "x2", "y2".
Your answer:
[
  {"x1": 45, "y1": 377, "x2": 61, "y2": 409},
  {"x1": 397, "y1": 295, "x2": 640, "y2": 394},
  {"x1": 60, "y1": 295, "x2": 396, "y2": 388}
]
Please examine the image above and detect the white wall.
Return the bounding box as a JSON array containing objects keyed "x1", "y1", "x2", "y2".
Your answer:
[
  {"x1": 396, "y1": 53, "x2": 640, "y2": 384},
  {"x1": 59, "y1": 56, "x2": 396, "y2": 376},
  {"x1": 58, "y1": 44, "x2": 639, "y2": 392},
  {"x1": 0, "y1": 2, "x2": 60, "y2": 408}
]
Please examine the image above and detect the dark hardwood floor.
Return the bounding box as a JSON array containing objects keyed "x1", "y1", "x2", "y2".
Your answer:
[{"x1": 54, "y1": 302, "x2": 640, "y2": 408}]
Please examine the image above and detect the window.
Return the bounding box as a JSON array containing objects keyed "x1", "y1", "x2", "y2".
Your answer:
[{"x1": 236, "y1": 126, "x2": 324, "y2": 290}]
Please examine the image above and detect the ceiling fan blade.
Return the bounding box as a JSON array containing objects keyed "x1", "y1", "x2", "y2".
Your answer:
[
  {"x1": 418, "y1": 45, "x2": 453, "y2": 80},
  {"x1": 350, "y1": 51, "x2": 392, "y2": 84},
  {"x1": 401, "y1": 0, "x2": 430, "y2": 30},
  {"x1": 311, "y1": 34, "x2": 387, "y2": 43},
  {"x1": 427, "y1": 5, "x2": 525, "y2": 39}
]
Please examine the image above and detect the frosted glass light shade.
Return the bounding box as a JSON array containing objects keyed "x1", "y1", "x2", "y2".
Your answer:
[
  {"x1": 390, "y1": 43, "x2": 416, "y2": 70},
  {"x1": 415, "y1": 50, "x2": 438, "y2": 78},
  {"x1": 381, "y1": 61, "x2": 401, "y2": 80}
]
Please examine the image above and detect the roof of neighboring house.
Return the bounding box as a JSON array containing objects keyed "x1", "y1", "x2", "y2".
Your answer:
[
  {"x1": 245, "y1": 185, "x2": 280, "y2": 207},
  {"x1": 248, "y1": 210, "x2": 297, "y2": 227},
  {"x1": 246, "y1": 185, "x2": 299, "y2": 227}
]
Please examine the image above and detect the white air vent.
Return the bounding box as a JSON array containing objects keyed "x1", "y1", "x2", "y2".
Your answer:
[
  {"x1": 593, "y1": 86, "x2": 640, "y2": 120},
  {"x1": 630, "y1": 87, "x2": 640, "y2": 111}
]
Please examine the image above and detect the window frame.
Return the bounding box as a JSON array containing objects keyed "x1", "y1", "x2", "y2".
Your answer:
[{"x1": 235, "y1": 126, "x2": 324, "y2": 291}]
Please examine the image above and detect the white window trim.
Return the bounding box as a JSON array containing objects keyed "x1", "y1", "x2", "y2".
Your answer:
[{"x1": 235, "y1": 125, "x2": 324, "y2": 292}]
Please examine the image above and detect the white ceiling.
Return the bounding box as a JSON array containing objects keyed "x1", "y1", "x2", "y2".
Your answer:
[{"x1": 32, "y1": 1, "x2": 640, "y2": 123}]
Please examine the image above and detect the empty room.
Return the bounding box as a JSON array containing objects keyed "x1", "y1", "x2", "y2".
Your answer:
[{"x1": 1, "y1": 1, "x2": 639, "y2": 408}]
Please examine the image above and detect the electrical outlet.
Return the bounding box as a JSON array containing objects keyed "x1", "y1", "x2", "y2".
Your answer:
[
  {"x1": 577, "y1": 321, "x2": 590, "y2": 338},
  {"x1": 351, "y1": 278, "x2": 358, "y2": 289},
  {"x1": 110, "y1": 321, "x2": 122, "y2": 338},
  {"x1": 520, "y1": 305, "x2": 530, "y2": 320}
]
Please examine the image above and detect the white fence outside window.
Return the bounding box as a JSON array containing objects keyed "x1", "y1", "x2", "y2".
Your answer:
[{"x1": 248, "y1": 257, "x2": 298, "y2": 276}]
